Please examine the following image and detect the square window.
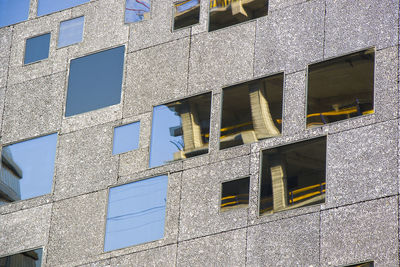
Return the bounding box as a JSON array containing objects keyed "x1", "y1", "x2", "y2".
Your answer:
[
  {"x1": 0, "y1": 0, "x2": 30, "y2": 28},
  {"x1": 24, "y1": 33, "x2": 51, "y2": 65},
  {"x1": 37, "y1": 0, "x2": 89, "y2": 16},
  {"x1": 149, "y1": 93, "x2": 212, "y2": 168},
  {"x1": 307, "y1": 48, "x2": 374, "y2": 128},
  {"x1": 220, "y1": 73, "x2": 283, "y2": 150},
  {"x1": 112, "y1": 122, "x2": 140, "y2": 155},
  {"x1": 65, "y1": 45, "x2": 125, "y2": 117},
  {"x1": 221, "y1": 177, "x2": 249, "y2": 211},
  {"x1": 104, "y1": 175, "x2": 168, "y2": 251},
  {"x1": 259, "y1": 137, "x2": 326, "y2": 215},
  {"x1": 125, "y1": 0, "x2": 151, "y2": 23},
  {"x1": 0, "y1": 248, "x2": 43, "y2": 266},
  {"x1": 209, "y1": 0, "x2": 268, "y2": 32},
  {"x1": 58, "y1": 16, "x2": 84, "y2": 48},
  {"x1": 0, "y1": 133, "x2": 57, "y2": 206},
  {"x1": 173, "y1": 0, "x2": 200, "y2": 31}
]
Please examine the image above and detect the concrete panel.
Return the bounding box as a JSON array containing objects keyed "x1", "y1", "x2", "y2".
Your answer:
[
  {"x1": 321, "y1": 197, "x2": 399, "y2": 267},
  {"x1": 254, "y1": 0, "x2": 324, "y2": 76},
  {"x1": 326, "y1": 120, "x2": 398, "y2": 208},
  {"x1": 0, "y1": 26, "x2": 12, "y2": 88},
  {"x1": 190, "y1": 0, "x2": 209, "y2": 35},
  {"x1": 269, "y1": 0, "x2": 308, "y2": 11},
  {"x1": 324, "y1": 0, "x2": 399, "y2": 58},
  {"x1": 177, "y1": 229, "x2": 247, "y2": 267},
  {"x1": 111, "y1": 245, "x2": 177, "y2": 266},
  {"x1": 246, "y1": 213, "x2": 320, "y2": 267},
  {"x1": 77, "y1": 259, "x2": 111, "y2": 267}
]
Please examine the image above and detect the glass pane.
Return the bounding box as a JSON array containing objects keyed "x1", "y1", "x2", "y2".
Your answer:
[
  {"x1": 260, "y1": 137, "x2": 326, "y2": 215},
  {"x1": 221, "y1": 177, "x2": 249, "y2": 211},
  {"x1": 220, "y1": 73, "x2": 283, "y2": 150},
  {"x1": 173, "y1": 0, "x2": 200, "y2": 31},
  {"x1": 65, "y1": 45, "x2": 125, "y2": 117},
  {"x1": 149, "y1": 93, "x2": 212, "y2": 168},
  {"x1": 104, "y1": 175, "x2": 168, "y2": 251},
  {"x1": 125, "y1": 0, "x2": 151, "y2": 23},
  {"x1": 0, "y1": 248, "x2": 43, "y2": 267},
  {"x1": 307, "y1": 48, "x2": 374, "y2": 128},
  {"x1": 0, "y1": 133, "x2": 57, "y2": 206},
  {"x1": 24, "y1": 33, "x2": 51, "y2": 65},
  {"x1": 209, "y1": 0, "x2": 268, "y2": 31},
  {"x1": 37, "y1": 0, "x2": 89, "y2": 16},
  {"x1": 112, "y1": 122, "x2": 140, "y2": 155},
  {"x1": 0, "y1": 0, "x2": 30, "y2": 28},
  {"x1": 346, "y1": 262, "x2": 374, "y2": 267},
  {"x1": 58, "y1": 16, "x2": 84, "y2": 48}
]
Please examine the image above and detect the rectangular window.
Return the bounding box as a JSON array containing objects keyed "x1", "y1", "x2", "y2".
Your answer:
[
  {"x1": 220, "y1": 73, "x2": 283, "y2": 150},
  {"x1": 37, "y1": 0, "x2": 89, "y2": 16},
  {"x1": 24, "y1": 33, "x2": 51, "y2": 65},
  {"x1": 0, "y1": 133, "x2": 57, "y2": 205},
  {"x1": 125, "y1": 0, "x2": 151, "y2": 23},
  {"x1": 0, "y1": 248, "x2": 43, "y2": 266},
  {"x1": 209, "y1": 0, "x2": 268, "y2": 31},
  {"x1": 0, "y1": 0, "x2": 30, "y2": 28},
  {"x1": 307, "y1": 48, "x2": 374, "y2": 128},
  {"x1": 58, "y1": 16, "x2": 84, "y2": 48},
  {"x1": 65, "y1": 45, "x2": 125, "y2": 117},
  {"x1": 112, "y1": 122, "x2": 140, "y2": 155},
  {"x1": 149, "y1": 93, "x2": 212, "y2": 168},
  {"x1": 221, "y1": 177, "x2": 249, "y2": 212},
  {"x1": 259, "y1": 137, "x2": 326, "y2": 215},
  {"x1": 173, "y1": 0, "x2": 200, "y2": 31},
  {"x1": 104, "y1": 175, "x2": 168, "y2": 251}
]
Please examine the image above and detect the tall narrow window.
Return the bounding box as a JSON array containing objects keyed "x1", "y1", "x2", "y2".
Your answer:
[
  {"x1": 173, "y1": 0, "x2": 200, "y2": 31},
  {"x1": 0, "y1": 0, "x2": 31, "y2": 28},
  {"x1": 125, "y1": 0, "x2": 151, "y2": 23},
  {"x1": 0, "y1": 248, "x2": 43, "y2": 266},
  {"x1": 24, "y1": 33, "x2": 51, "y2": 65},
  {"x1": 58, "y1": 16, "x2": 84, "y2": 48}
]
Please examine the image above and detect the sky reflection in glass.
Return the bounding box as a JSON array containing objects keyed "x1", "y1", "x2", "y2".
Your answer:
[
  {"x1": 113, "y1": 122, "x2": 140, "y2": 155},
  {"x1": 24, "y1": 33, "x2": 51, "y2": 65},
  {"x1": 125, "y1": 0, "x2": 151, "y2": 23},
  {"x1": 0, "y1": 0, "x2": 30, "y2": 28},
  {"x1": 0, "y1": 133, "x2": 57, "y2": 205},
  {"x1": 104, "y1": 175, "x2": 168, "y2": 251},
  {"x1": 58, "y1": 16, "x2": 84, "y2": 48},
  {"x1": 37, "y1": 0, "x2": 89, "y2": 16},
  {"x1": 0, "y1": 248, "x2": 43, "y2": 266},
  {"x1": 173, "y1": 0, "x2": 200, "y2": 30},
  {"x1": 65, "y1": 45, "x2": 125, "y2": 117}
]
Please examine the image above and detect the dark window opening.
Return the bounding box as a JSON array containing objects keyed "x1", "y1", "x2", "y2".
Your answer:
[
  {"x1": 221, "y1": 177, "x2": 249, "y2": 211},
  {"x1": 173, "y1": 0, "x2": 200, "y2": 30}
]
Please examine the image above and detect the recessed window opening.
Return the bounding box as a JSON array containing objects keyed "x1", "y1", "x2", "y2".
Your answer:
[
  {"x1": 0, "y1": 248, "x2": 43, "y2": 266},
  {"x1": 125, "y1": 0, "x2": 151, "y2": 23},
  {"x1": 221, "y1": 177, "x2": 249, "y2": 211},
  {"x1": 58, "y1": 16, "x2": 84, "y2": 48},
  {"x1": 173, "y1": 0, "x2": 200, "y2": 31},
  {"x1": 0, "y1": 0, "x2": 31, "y2": 28},
  {"x1": 259, "y1": 137, "x2": 326, "y2": 215},
  {"x1": 112, "y1": 122, "x2": 140, "y2": 155},
  {"x1": 24, "y1": 33, "x2": 51, "y2": 65},
  {"x1": 307, "y1": 48, "x2": 375, "y2": 128}
]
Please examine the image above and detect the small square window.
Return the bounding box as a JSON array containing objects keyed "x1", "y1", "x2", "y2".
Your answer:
[
  {"x1": 345, "y1": 262, "x2": 374, "y2": 267},
  {"x1": 220, "y1": 73, "x2": 283, "y2": 150},
  {"x1": 0, "y1": 0, "x2": 30, "y2": 28},
  {"x1": 125, "y1": 0, "x2": 151, "y2": 23},
  {"x1": 209, "y1": 0, "x2": 268, "y2": 31},
  {"x1": 221, "y1": 177, "x2": 249, "y2": 211},
  {"x1": 173, "y1": 0, "x2": 200, "y2": 31},
  {"x1": 24, "y1": 33, "x2": 51, "y2": 65},
  {"x1": 149, "y1": 93, "x2": 212, "y2": 168},
  {"x1": 112, "y1": 122, "x2": 140, "y2": 155},
  {"x1": 307, "y1": 48, "x2": 374, "y2": 128},
  {"x1": 0, "y1": 133, "x2": 57, "y2": 206},
  {"x1": 104, "y1": 175, "x2": 168, "y2": 251},
  {"x1": 0, "y1": 248, "x2": 43, "y2": 266},
  {"x1": 259, "y1": 137, "x2": 326, "y2": 215},
  {"x1": 37, "y1": 0, "x2": 89, "y2": 17},
  {"x1": 58, "y1": 16, "x2": 84, "y2": 48},
  {"x1": 65, "y1": 45, "x2": 125, "y2": 117}
]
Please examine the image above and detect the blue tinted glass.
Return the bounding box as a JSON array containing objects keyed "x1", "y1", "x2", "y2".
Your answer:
[
  {"x1": 0, "y1": 133, "x2": 57, "y2": 205},
  {"x1": 104, "y1": 175, "x2": 168, "y2": 251},
  {"x1": 125, "y1": 0, "x2": 151, "y2": 23},
  {"x1": 113, "y1": 122, "x2": 140, "y2": 155},
  {"x1": 37, "y1": 0, "x2": 89, "y2": 16},
  {"x1": 0, "y1": 0, "x2": 30, "y2": 28},
  {"x1": 65, "y1": 46, "x2": 125, "y2": 117},
  {"x1": 0, "y1": 248, "x2": 43, "y2": 266},
  {"x1": 24, "y1": 33, "x2": 51, "y2": 65},
  {"x1": 58, "y1": 16, "x2": 84, "y2": 48}
]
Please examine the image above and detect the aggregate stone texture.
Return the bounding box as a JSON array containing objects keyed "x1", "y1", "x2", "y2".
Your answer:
[
  {"x1": 321, "y1": 197, "x2": 399, "y2": 266},
  {"x1": 0, "y1": 204, "x2": 52, "y2": 257},
  {"x1": 208, "y1": 92, "x2": 221, "y2": 155},
  {"x1": 326, "y1": 120, "x2": 398, "y2": 208},
  {"x1": 123, "y1": 37, "x2": 189, "y2": 117},
  {"x1": 0, "y1": 27, "x2": 12, "y2": 88},
  {"x1": 177, "y1": 229, "x2": 247, "y2": 267},
  {"x1": 269, "y1": 0, "x2": 309, "y2": 11},
  {"x1": 324, "y1": 0, "x2": 399, "y2": 58},
  {"x1": 190, "y1": 0, "x2": 209, "y2": 35},
  {"x1": 54, "y1": 122, "x2": 118, "y2": 201},
  {"x1": 2, "y1": 72, "x2": 65, "y2": 144},
  {"x1": 188, "y1": 22, "x2": 255, "y2": 95},
  {"x1": 254, "y1": 0, "x2": 324, "y2": 76},
  {"x1": 46, "y1": 190, "x2": 108, "y2": 266},
  {"x1": 77, "y1": 259, "x2": 111, "y2": 267},
  {"x1": 246, "y1": 212, "x2": 320, "y2": 267},
  {"x1": 179, "y1": 156, "x2": 250, "y2": 241},
  {"x1": 111, "y1": 244, "x2": 177, "y2": 266}
]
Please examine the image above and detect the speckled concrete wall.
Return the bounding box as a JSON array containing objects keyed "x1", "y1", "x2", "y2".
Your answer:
[{"x1": 0, "y1": 0, "x2": 399, "y2": 266}]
